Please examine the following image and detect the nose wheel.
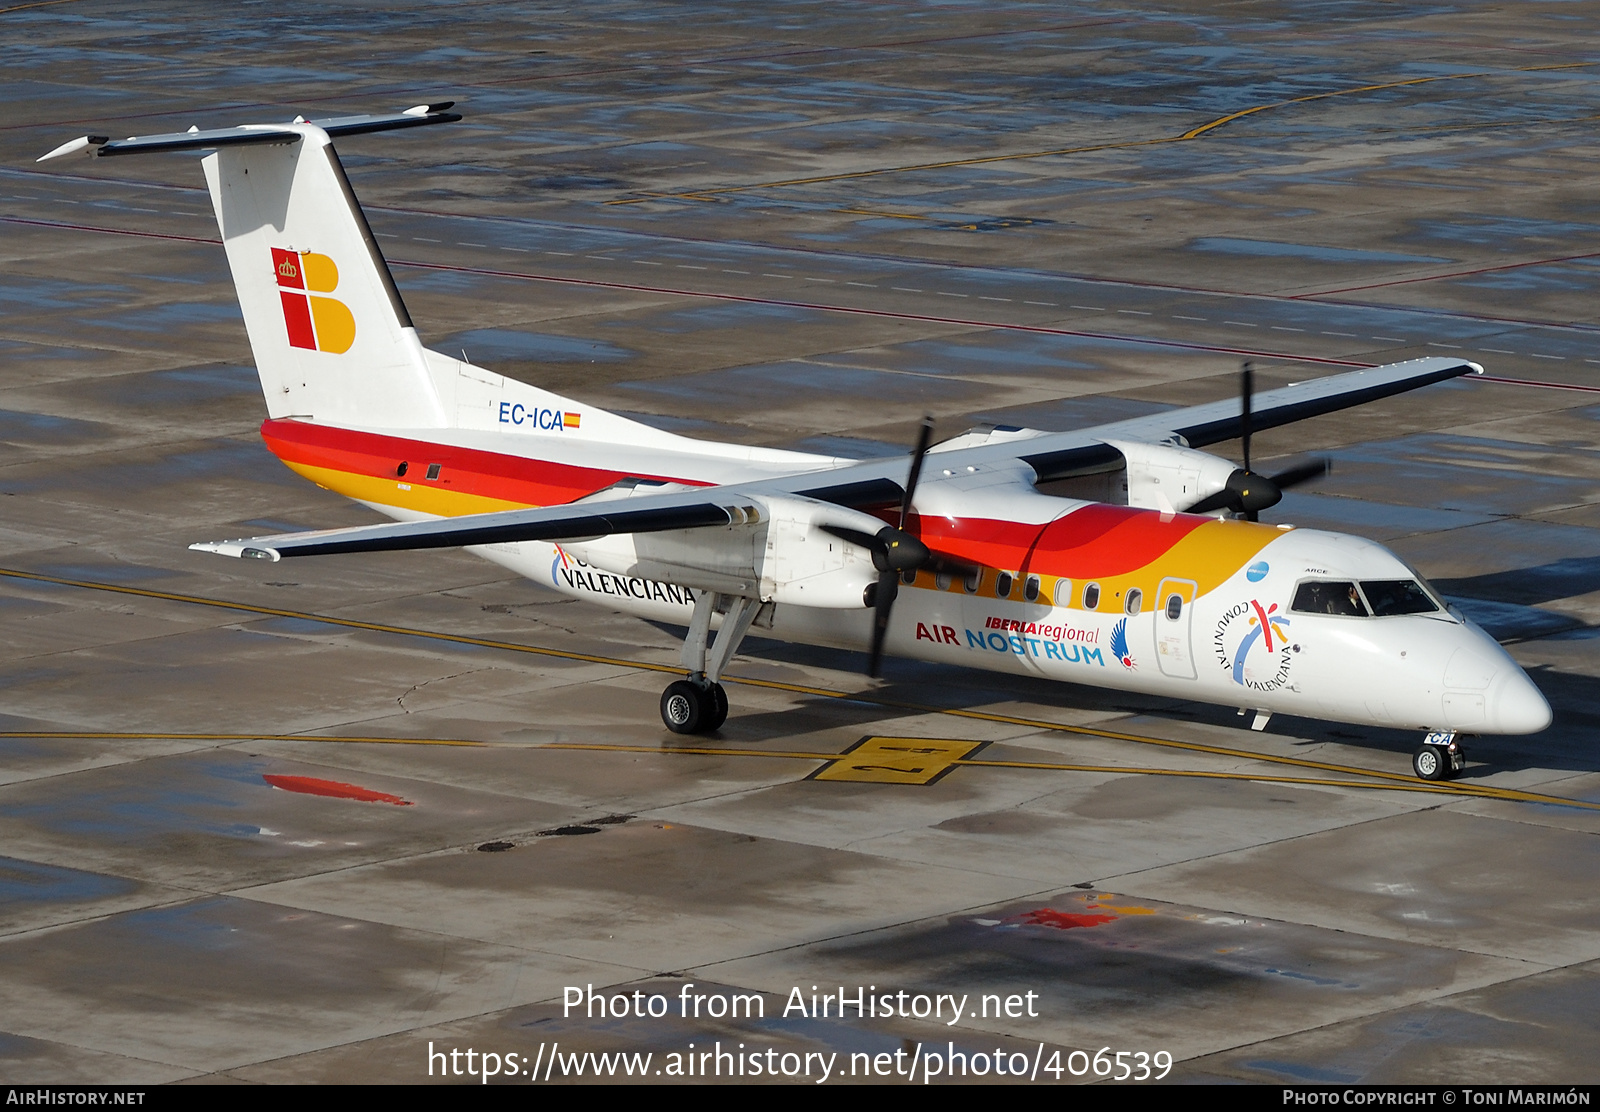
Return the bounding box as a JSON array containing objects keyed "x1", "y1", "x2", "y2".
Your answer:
[
  {"x1": 1413, "y1": 732, "x2": 1464, "y2": 781},
  {"x1": 661, "y1": 678, "x2": 728, "y2": 734}
]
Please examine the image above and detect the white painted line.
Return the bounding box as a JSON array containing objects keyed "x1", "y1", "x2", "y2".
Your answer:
[
  {"x1": 722, "y1": 269, "x2": 750, "y2": 274},
  {"x1": 765, "y1": 273, "x2": 795, "y2": 280},
  {"x1": 846, "y1": 281, "x2": 877, "y2": 287},
  {"x1": 375, "y1": 232, "x2": 397, "y2": 238},
  {"x1": 585, "y1": 255, "x2": 613, "y2": 260},
  {"x1": 1174, "y1": 315, "x2": 1207, "y2": 321},
  {"x1": 1585, "y1": 358, "x2": 1600, "y2": 364},
  {"x1": 500, "y1": 246, "x2": 530, "y2": 252},
  {"x1": 937, "y1": 291, "x2": 968, "y2": 298},
  {"x1": 461, "y1": 242, "x2": 487, "y2": 248},
  {"x1": 804, "y1": 277, "x2": 834, "y2": 283},
  {"x1": 979, "y1": 296, "x2": 1011, "y2": 302},
  {"x1": 891, "y1": 287, "x2": 923, "y2": 292},
  {"x1": 1481, "y1": 348, "x2": 1515, "y2": 354},
  {"x1": 1372, "y1": 336, "x2": 1404, "y2": 342},
  {"x1": 414, "y1": 237, "x2": 441, "y2": 243},
  {"x1": 1270, "y1": 326, "x2": 1304, "y2": 332},
  {"x1": 1024, "y1": 300, "x2": 1057, "y2": 307},
  {"x1": 1224, "y1": 321, "x2": 1258, "y2": 328},
  {"x1": 547, "y1": 251, "x2": 573, "y2": 256},
  {"x1": 677, "y1": 264, "x2": 707, "y2": 269},
  {"x1": 1070, "y1": 304, "x2": 1105, "y2": 311},
  {"x1": 1320, "y1": 331, "x2": 1355, "y2": 337},
  {"x1": 636, "y1": 260, "x2": 661, "y2": 265},
  {"x1": 1426, "y1": 342, "x2": 1460, "y2": 349},
  {"x1": 1118, "y1": 309, "x2": 1152, "y2": 316},
  {"x1": 1530, "y1": 353, "x2": 1565, "y2": 360}
]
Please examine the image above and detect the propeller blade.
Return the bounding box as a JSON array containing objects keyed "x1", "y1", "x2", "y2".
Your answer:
[
  {"x1": 867, "y1": 568, "x2": 897, "y2": 677},
  {"x1": 1268, "y1": 457, "x2": 1331, "y2": 491},
  {"x1": 1240, "y1": 360, "x2": 1254, "y2": 475},
  {"x1": 899, "y1": 416, "x2": 934, "y2": 530}
]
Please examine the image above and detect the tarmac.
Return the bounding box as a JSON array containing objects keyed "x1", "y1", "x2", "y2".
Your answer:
[{"x1": 1, "y1": 0, "x2": 1598, "y2": 1086}]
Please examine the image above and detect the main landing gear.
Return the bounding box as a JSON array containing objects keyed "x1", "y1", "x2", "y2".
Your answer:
[
  {"x1": 1413, "y1": 730, "x2": 1465, "y2": 781},
  {"x1": 660, "y1": 592, "x2": 761, "y2": 735}
]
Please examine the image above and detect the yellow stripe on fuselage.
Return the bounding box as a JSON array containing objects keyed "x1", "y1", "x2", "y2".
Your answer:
[{"x1": 285, "y1": 462, "x2": 530, "y2": 518}]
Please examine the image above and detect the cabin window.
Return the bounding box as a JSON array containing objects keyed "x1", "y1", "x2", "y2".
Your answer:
[
  {"x1": 935, "y1": 570, "x2": 952, "y2": 591},
  {"x1": 1360, "y1": 579, "x2": 1439, "y2": 616},
  {"x1": 1125, "y1": 588, "x2": 1143, "y2": 616},
  {"x1": 996, "y1": 571, "x2": 1013, "y2": 598},
  {"x1": 901, "y1": 567, "x2": 917, "y2": 586},
  {"x1": 396, "y1": 461, "x2": 409, "y2": 477},
  {"x1": 1292, "y1": 580, "x2": 1368, "y2": 617},
  {"x1": 425, "y1": 463, "x2": 442, "y2": 481},
  {"x1": 1165, "y1": 593, "x2": 1183, "y2": 621},
  {"x1": 1024, "y1": 575, "x2": 1040, "y2": 602},
  {"x1": 1084, "y1": 582, "x2": 1100, "y2": 610},
  {"x1": 963, "y1": 566, "x2": 982, "y2": 594}
]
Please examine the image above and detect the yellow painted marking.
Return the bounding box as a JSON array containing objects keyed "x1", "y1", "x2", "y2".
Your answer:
[
  {"x1": 812, "y1": 735, "x2": 985, "y2": 785},
  {"x1": 0, "y1": 731, "x2": 483, "y2": 747},
  {"x1": 2, "y1": 567, "x2": 1595, "y2": 810},
  {"x1": 0, "y1": 0, "x2": 85, "y2": 12},
  {"x1": 285, "y1": 461, "x2": 525, "y2": 518},
  {"x1": 608, "y1": 63, "x2": 1596, "y2": 206}
]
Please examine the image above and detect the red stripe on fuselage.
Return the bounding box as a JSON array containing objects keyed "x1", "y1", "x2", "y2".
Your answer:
[
  {"x1": 916, "y1": 502, "x2": 1206, "y2": 578},
  {"x1": 261, "y1": 418, "x2": 706, "y2": 508}
]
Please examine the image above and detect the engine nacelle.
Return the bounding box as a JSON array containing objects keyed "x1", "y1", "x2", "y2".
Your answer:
[
  {"x1": 1102, "y1": 438, "x2": 1241, "y2": 514},
  {"x1": 561, "y1": 492, "x2": 889, "y2": 608}
]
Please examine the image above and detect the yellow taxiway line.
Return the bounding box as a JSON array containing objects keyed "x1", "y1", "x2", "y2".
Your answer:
[
  {"x1": 607, "y1": 62, "x2": 1596, "y2": 207},
  {"x1": 1, "y1": 567, "x2": 1593, "y2": 810}
]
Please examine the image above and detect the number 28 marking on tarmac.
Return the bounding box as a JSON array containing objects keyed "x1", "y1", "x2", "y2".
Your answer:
[{"x1": 811, "y1": 736, "x2": 989, "y2": 785}]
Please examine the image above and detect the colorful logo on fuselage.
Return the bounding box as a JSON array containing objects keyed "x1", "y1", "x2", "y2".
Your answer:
[
  {"x1": 273, "y1": 248, "x2": 355, "y2": 354},
  {"x1": 1214, "y1": 598, "x2": 1292, "y2": 691},
  {"x1": 1109, "y1": 618, "x2": 1135, "y2": 669}
]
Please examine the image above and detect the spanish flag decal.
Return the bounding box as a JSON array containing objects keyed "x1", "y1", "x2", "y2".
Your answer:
[
  {"x1": 272, "y1": 248, "x2": 356, "y2": 354},
  {"x1": 563, "y1": 412, "x2": 582, "y2": 430}
]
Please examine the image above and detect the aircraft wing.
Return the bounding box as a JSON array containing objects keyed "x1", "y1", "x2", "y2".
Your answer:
[
  {"x1": 191, "y1": 490, "x2": 746, "y2": 561},
  {"x1": 191, "y1": 356, "x2": 1477, "y2": 559}
]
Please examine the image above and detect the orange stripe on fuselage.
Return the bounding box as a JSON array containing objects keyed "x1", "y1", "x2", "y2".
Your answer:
[
  {"x1": 918, "y1": 503, "x2": 1280, "y2": 608},
  {"x1": 261, "y1": 419, "x2": 1280, "y2": 607},
  {"x1": 260, "y1": 418, "x2": 704, "y2": 513}
]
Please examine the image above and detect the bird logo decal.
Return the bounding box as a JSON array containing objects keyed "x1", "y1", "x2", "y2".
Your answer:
[{"x1": 1110, "y1": 617, "x2": 1135, "y2": 669}]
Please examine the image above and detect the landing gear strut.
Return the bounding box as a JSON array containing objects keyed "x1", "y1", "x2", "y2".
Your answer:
[
  {"x1": 1413, "y1": 730, "x2": 1464, "y2": 781},
  {"x1": 660, "y1": 592, "x2": 759, "y2": 735}
]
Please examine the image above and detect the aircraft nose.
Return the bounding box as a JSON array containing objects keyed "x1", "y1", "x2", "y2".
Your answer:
[{"x1": 1490, "y1": 669, "x2": 1552, "y2": 734}]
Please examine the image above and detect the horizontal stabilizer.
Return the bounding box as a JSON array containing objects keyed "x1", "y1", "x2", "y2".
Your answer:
[{"x1": 38, "y1": 104, "x2": 459, "y2": 162}]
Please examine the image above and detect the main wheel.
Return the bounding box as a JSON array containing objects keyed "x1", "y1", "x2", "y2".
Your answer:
[
  {"x1": 661, "y1": 680, "x2": 708, "y2": 734},
  {"x1": 703, "y1": 682, "x2": 729, "y2": 732},
  {"x1": 1412, "y1": 745, "x2": 1447, "y2": 781}
]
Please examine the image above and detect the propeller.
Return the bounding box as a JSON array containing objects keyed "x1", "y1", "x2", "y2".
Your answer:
[
  {"x1": 823, "y1": 417, "x2": 935, "y2": 677},
  {"x1": 1186, "y1": 361, "x2": 1330, "y2": 520}
]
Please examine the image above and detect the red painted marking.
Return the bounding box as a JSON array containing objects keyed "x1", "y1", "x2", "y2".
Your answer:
[
  {"x1": 1251, "y1": 598, "x2": 1275, "y2": 652},
  {"x1": 263, "y1": 774, "x2": 412, "y2": 805},
  {"x1": 1479, "y1": 375, "x2": 1600, "y2": 394},
  {"x1": 1297, "y1": 249, "x2": 1600, "y2": 298},
  {"x1": 261, "y1": 418, "x2": 707, "y2": 508},
  {"x1": 279, "y1": 291, "x2": 315, "y2": 350},
  {"x1": 1016, "y1": 908, "x2": 1117, "y2": 929}
]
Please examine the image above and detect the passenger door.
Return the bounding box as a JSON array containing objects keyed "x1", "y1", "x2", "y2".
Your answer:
[{"x1": 1154, "y1": 577, "x2": 1198, "y2": 679}]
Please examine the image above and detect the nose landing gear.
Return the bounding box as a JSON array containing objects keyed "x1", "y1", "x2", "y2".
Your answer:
[
  {"x1": 660, "y1": 591, "x2": 759, "y2": 735},
  {"x1": 1413, "y1": 730, "x2": 1464, "y2": 781}
]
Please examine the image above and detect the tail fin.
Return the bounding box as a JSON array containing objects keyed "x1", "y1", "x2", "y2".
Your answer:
[
  {"x1": 41, "y1": 108, "x2": 460, "y2": 429},
  {"x1": 203, "y1": 126, "x2": 447, "y2": 427}
]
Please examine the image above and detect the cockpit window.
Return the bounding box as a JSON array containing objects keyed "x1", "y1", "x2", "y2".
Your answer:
[
  {"x1": 1359, "y1": 579, "x2": 1439, "y2": 616},
  {"x1": 1292, "y1": 580, "x2": 1368, "y2": 617}
]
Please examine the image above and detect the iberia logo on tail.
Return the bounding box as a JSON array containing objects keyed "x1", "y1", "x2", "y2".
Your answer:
[{"x1": 272, "y1": 248, "x2": 355, "y2": 354}]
